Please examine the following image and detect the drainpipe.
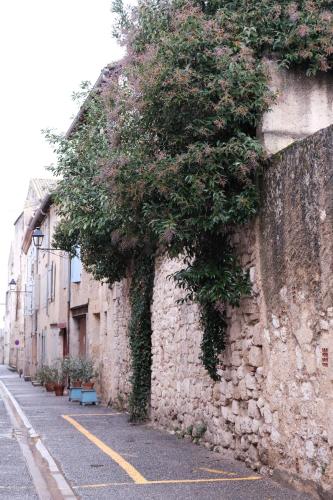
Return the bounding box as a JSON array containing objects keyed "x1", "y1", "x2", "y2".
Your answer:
[
  {"x1": 46, "y1": 220, "x2": 51, "y2": 318},
  {"x1": 67, "y1": 254, "x2": 71, "y2": 357},
  {"x1": 34, "y1": 246, "x2": 39, "y2": 372}
]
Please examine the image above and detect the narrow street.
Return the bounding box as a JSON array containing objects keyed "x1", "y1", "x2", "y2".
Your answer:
[{"x1": 0, "y1": 366, "x2": 310, "y2": 500}]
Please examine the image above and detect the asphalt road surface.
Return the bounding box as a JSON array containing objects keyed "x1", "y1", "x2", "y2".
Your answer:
[{"x1": 0, "y1": 366, "x2": 311, "y2": 500}]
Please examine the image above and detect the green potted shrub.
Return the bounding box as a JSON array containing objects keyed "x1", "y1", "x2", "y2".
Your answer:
[
  {"x1": 81, "y1": 358, "x2": 98, "y2": 389},
  {"x1": 36, "y1": 366, "x2": 47, "y2": 385},
  {"x1": 36, "y1": 366, "x2": 56, "y2": 392},
  {"x1": 61, "y1": 356, "x2": 71, "y2": 379},
  {"x1": 64, "y1": 356, "x2": 84, "y2": 387},
  {"x1": 52, "y1": 361, "x2": 66, "y2": 396}
]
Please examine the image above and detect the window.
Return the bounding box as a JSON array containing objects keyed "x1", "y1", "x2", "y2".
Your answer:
[
  {"x1": 47, "y1": 262, "x2": 56, "y2": 302},
  {"x1": 24, "y1": 282, "x2": 33, "y2": 316},
  {"x1": 71, "y1": 248, "x2": 82, "y2": 283}
]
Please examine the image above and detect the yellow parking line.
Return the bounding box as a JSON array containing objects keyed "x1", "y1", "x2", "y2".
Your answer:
[
  {"x1": 65, "y1": 413, "x2": 122, "y2": 417},
  {"x1": 63, "y1": 414, "x2": 261, "y2": 490},
  {"x1": 150, "y1": 477, "x2": 261, "y2": 484},
  {"x1": 0, "y1": 486, "x2": 28, "y2": 490},
  {"x1": 73, "y1": 483, "x2": 132, "y2": 488},
  {"x1": 74, "y1": 476, "x2": 261, "y2": 489},
  {"x1": 62, "y1": 415, "x2": 148, "y2": 484},
  {"x1": 196, "y1": 467, "x2": 236, "y2": 476}
]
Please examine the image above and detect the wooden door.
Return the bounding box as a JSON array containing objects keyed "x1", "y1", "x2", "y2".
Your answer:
[
  {"x1": 78, "y1": 316, "x2": 86, "y2": 358},
  {"x1": 62, "y1": 329, "x2": 68, "y2": 358},
  {"x1": 32, "y1": 334, "x2": 37, "y2": 373}
]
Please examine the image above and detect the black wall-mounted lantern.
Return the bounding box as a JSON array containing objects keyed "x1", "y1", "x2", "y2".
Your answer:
[
  {"x1": 8, "y1": 278, "x2": 32, "y2": 294},
  {"x1": 32, "y1": 227, "x2": 44, "y2": 248}
]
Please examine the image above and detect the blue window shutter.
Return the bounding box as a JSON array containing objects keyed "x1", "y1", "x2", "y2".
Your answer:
[{"x1": 71, "y1": 251, "x2": 82, "y2": 283}]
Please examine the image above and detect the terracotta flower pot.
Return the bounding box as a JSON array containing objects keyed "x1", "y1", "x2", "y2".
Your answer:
[
  {"x1": 72, "y1": 380, "x2": 82, "y2": 388},
  {"x1": 54, "y1": 384, "x2": 65, "y2": 396},
  {"x1": 45, "y1": 382, "x2": 55, "y2": 392},
  {"x1": 82, "y1": 382, "x2": 94, "y2": 390}
]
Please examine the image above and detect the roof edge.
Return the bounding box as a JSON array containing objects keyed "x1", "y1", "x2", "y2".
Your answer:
[{"x1": 22, "y1": 193, "x2": 53, "y2": 254}]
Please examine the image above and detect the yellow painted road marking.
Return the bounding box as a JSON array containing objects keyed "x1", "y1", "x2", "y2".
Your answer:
[
  {"x1": 196, "y1": 467, "x2": 236, "y2": 476},
  {"x1": 62, "y1": 415, "x2": 148, "y2": 484},
  {"x1": 73, "y1": 483, "x2": 132, "y2": 488},
  {"x1": 66, "y1": 413, "x2": 122, "y2": 417},
  {"x1": 74, "y1": 476, "x2": 261, "y2": 489},
  {"x1": 149, "y1": 477, "x2": 261, "y2": 485},
  {"x1": 0, "y1": 486, "x2": 29, "y2": 490}
]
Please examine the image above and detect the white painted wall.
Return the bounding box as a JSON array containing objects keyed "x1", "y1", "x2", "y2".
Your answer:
[{"x1": 260, "y1": 60, "x2": 333, "y2": 155}]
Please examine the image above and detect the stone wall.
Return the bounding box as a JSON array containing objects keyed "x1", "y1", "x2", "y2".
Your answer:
[
  {"x1": 259, "y1": 125, "x2": 333, "y2": 495},
  {"x1": 99, "y1": 279, "x2": 132, "y2": 408},
  {"x1": 150, "y1": 125, "x2": 333, "y2": 497},
  {"x1": 151, "y1": 226, "x2": 265, "y2": 467}
]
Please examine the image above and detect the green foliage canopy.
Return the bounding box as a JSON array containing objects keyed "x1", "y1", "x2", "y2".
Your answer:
[{"x1": 47, "y1": 0, "x2": 333, "y2": 415}]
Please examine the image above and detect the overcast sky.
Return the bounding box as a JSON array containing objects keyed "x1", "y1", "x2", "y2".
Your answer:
[{"x1": 0, "y1": 0, "x2": 125, "y2": 326}]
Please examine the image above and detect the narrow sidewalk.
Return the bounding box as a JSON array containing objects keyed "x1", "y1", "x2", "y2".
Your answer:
[
  {"x1": 0, "y1": 386, "x2": 38, "y2": 499},
  {"x1": 0, "y1": 367, "x2": 311, "y2": 500}
]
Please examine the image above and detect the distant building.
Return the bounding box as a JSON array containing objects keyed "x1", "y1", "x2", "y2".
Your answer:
[
  {"x1": 4, "y1": 178, "x2": 56, "y2": 371},
  {"x1": 0, "y1": 328, "x2": 4, "y2": 364},
  {"x1": 19, "y1": 187, "x2": 130, "y2": 401}
]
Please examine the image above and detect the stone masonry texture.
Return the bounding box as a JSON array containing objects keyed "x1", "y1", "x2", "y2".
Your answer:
[{"x1": 149, "y1": 125, "x2": 333, "y2": 497}]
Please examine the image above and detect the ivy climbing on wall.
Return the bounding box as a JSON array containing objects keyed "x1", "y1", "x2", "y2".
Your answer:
[
  {"x1": 128, "y1": 252, "x2": 155, "y2": 421},
  {"x1": 48, "y1": 0, "x2": 333, "y2": 419}
]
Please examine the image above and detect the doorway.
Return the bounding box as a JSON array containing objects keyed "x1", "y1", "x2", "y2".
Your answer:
[
  {"x1": 71, "y1": 304, "x2": 88, "y2": 358},
  {"x1": 78, "y1": 316, "x2": 86, "y2": 358},
  {"x1": 61, "y1": 328, "x2": 68, "y2": 358}
]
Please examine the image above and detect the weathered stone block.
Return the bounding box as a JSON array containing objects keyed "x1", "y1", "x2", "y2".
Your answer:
[
  {"x1": 240, "y1": 435, "x2": 250, "y2": 451},
  {"x1": 226, "y1": 381, "x2": 234, "y2": 400},
  {"x1": 248, "y1": 346, "x2": 263, "y2": 368},
  {"x1": 252, "y1": 324, "x2": 262, "y2": 347},
  {"x1": 301, "y1": 382, "x2": 314, "y2": 401},
  {"x1": 232, "y1": 400, "x2": 239, "y2": 415},
  {"x1": 248, "y1": 444, "x2": 259, "y2": 463},
  {"x1": 238, "y1": 379, "x2": 247, "y2": 400},
  {"x1": 271, "y1": 314, "x2": 280, "y2": 329},
  {"x1": 213, "y1": 383, "x2": 221, "y2": 401},
  {"x1": 231, "y1": 350, "x2": 242, "y2": 367},
  {"x1": 233, "y1": 385, "x2": 241, "y2": 400},
  {"x1": 263, "y1": 406, "x2": 272, "y2": 425},
  {"x1": 237, "y1": 365, "x2": 245, "y2": 380},
  {"x1": 221, "y1": 430, "x2": 233, "y2": 448},
  {"x1": 229, "y1": 320, "x2": 242, "y2": 341},
  {"x1": 245, "y1": 374, "x2": 256, "y2": 390},
  {"x1": 248, "y1": 399, "x2": 261, "y2": 419},
  {"x1": 252, "y1": 419, "x2": 261, "y2": 434},
  {"x1": 231, "y1": 369, "x2": 238, "y2": 385},
  {"x1": 270, "y1": 427, "x2": 280, "y2": 444},
  {"x1": 305, "y1": 440, "x2": 315, "y2": 459},
  {"x1": 240, "y1": 416, "x2": 253, "y2": 434}
]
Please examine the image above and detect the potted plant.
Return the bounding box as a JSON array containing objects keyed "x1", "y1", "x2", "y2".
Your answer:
[
  {"x1": 45, "y1": 367, "x2": 57, "y2": 392},
  {"x1": 81, "y1": 358, "x2": 98, "y2": 389},
  {"x1": 63, "y1": 356, "x2": 83, "y2": 387},
  {"x1": 36, "y1": 366, "x2": 47, "y2": 386},
  {"x1": 52, "y1": 361, "x2": 66, "y2": 396},
  {"x1": 71, "y1": 357, "x2": 84, "y2": 387},
  {"x1": 36, "y1": 366, "x2": 56, "y2": 392}
]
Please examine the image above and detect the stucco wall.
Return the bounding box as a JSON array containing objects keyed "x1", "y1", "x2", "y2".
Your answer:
[
  {"x1": 69, "y1": 265, "x2": 132, "y2": 407},
  {"x1": 150, "y1": 125, "x2": 333, "y2": 496},
  {"x1": 260, "y1": 60, "x2": 333, "y2": 156}
]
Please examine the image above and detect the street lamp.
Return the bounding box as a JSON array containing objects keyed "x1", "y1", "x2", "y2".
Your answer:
[
  {"x1": 32, "y1": 227, "x2": 44, "y2": 248},
  {"x1": 8, "y1": 278, "x2": 32, "y2": 294},
  {"x1": 31, "y1": 227, "x2": 65, "y2": 254},
  {"x1": 9, "y1": 278, "x2": 17, "y2": 292}
]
